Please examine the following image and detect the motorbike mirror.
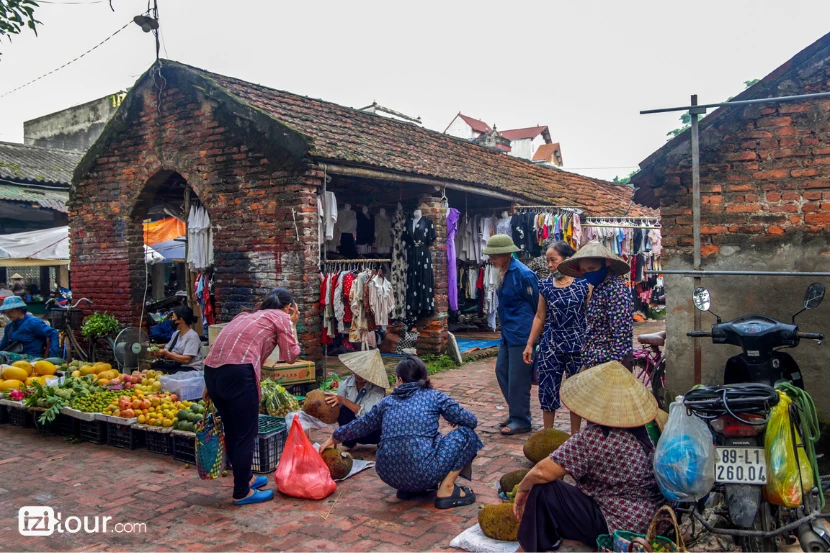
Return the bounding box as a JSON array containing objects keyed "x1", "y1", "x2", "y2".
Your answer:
[
  {"x1": 693, "y1": 287, "x2": 711, "y2": 312},
  {"x1": 804, "y1": 282, "x2": 825, "y2": 310}
]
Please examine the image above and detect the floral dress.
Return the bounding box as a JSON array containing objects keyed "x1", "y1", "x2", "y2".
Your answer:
[
  {"x1": 536, "y1": 277, "x2": 589, "y2": 411},
  {"x1": 582, "y1": 274, "x2": 634, "y2": 368},
  {"x1": 391, "y1": 208, "x2": 408, "y2": 320},
  {"x1": 333, "y1": 383, "x2": 483, "y2": 493}
]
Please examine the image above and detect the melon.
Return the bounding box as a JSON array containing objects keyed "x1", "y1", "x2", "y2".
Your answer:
[
  {"x1": 0, "y1": 379, "x2": 24, "y2": 391},
  {"x1": 25, "y1": 376, "x2": 47, "y2": 387},
  {"x1": 12, "y1": 360, "x2": 33, "y2": 376},
  {"x1": 97, "y1": 370, "x2": 118, "y2": 380},
  {"x1": 33, "y1": 360, "x2": 57, "y2": 376},
  {"x1": 79, "y1": 365, "x2": 95, "y2": 376},
  {"x1": 2, "y1": 366, "x2": 29, "y2": 382}
]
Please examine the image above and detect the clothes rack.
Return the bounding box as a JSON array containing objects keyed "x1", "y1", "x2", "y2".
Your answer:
[
  {"x1": 582, "y1": 223, "x2": 660, "y2": 229},
  {"x1": 322, "y1": 259, "x2": 392, "y2": 263}
]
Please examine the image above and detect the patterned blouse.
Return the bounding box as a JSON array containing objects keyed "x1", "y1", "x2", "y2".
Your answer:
[
  {"x1": 582, "y1": 274, "x2": 633, "y2": 368},
  {"x1": 539, "y1": 277, "x2": 589, "y2": 353},
  {"x1": 551, "y1": 425, "x2": 664, "y2": 534}
]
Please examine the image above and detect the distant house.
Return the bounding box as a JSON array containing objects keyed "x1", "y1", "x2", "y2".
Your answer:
[{"x1": 444, "y1": 113, "x2": 562, "y2": 166}]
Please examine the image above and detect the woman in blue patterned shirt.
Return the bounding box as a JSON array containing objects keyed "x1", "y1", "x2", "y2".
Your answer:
[{"x1": 320, "y1": 357, "x2": 483, "y2": 509}]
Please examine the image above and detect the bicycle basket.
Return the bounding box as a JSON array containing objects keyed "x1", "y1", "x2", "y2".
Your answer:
[{"x1": 48, "y1": 308, "x2": 84, "y2": 330}]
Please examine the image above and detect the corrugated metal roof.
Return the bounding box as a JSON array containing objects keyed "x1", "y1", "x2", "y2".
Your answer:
[
  {"x1": 0, "y1": 141, "x2": 82, "y2": 186},
  {"x1": 0, "y1": 184, "x2": 68, "y2": 213}
]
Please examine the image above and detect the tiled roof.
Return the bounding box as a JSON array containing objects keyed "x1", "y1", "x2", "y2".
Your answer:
[
  {"x1": 0, "y1": 141, "x2": 82, "y2": 186},
  {"x1": 532, "y1": 143, "x2": 562, "y2": 162},
  {"x1": 456, "y1": 113, "x2": 492, "y2": 134},
  {"x1": 500, "y1": 125, "x2": 549, "y2": 140},
  {"x1": 0, "y1": 184, "x2": 68, "y2": 212}
]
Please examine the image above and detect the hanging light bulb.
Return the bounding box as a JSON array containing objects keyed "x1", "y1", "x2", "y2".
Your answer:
[{"x1": 133, "y1": 15, "x2": 159, "y2": 33}]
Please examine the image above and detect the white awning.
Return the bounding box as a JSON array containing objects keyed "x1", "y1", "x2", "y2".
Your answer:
[{"x1": 0, "y1": 226, "x2": 69, "y2": 267}]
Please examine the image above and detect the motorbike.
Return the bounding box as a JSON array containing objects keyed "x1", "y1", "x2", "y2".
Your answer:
[{"x1": 680, "y1": 282, "x2": 828, "y2": 552}]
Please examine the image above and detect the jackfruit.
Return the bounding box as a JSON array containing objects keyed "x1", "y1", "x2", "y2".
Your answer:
[
  {"x1": 321, "y1": 448, "x2": 353, "y2": 480},
  {"x1": 499, "y1": 469, "x2": 529, "y2": 496},
  {"x1": 478, "y1": 503, "x2": 521, "y2": 541},
  {"x1": 302, "y1": 389, "x2": 339, "y2": 424},
  {"x1": 523, "y1": 429, "x2": 570, "y2": 464}
]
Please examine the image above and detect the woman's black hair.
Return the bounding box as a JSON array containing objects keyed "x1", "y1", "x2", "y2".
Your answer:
[
  {"x1": 259, "y1": 287, "x2": 294, "y2": 311},
  {"x1": 547, "y1": 240, "x2": 576, "y2": 259},
  {"x1": 171, "y1": 305, "x2": 197, "y2": 326},
  {"x1": 395, "y1": 356, "x2": 432, "y2": 389}
]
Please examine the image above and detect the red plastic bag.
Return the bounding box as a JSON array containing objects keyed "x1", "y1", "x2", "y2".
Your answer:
[{"x1": 274, "y1": 416, "x2": 337, "y2": 500}]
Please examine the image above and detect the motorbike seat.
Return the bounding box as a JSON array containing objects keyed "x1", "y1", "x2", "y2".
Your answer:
[{"x1": 638, "y1": 331, "x2": 666, "y2": 347}]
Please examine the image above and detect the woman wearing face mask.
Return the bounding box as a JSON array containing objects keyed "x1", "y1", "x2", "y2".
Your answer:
[
  {"x1": 557, "y1": 241, "x2": 633, "y2": 434},
  {"x1": 522, "y1": 242, "x2": 589, "y2": 431},
  {"x1": 151, "y1": 305, "x2": 203, "y2": 371}
]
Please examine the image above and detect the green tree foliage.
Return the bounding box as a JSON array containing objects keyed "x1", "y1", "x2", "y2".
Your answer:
[
  {"x1": 612, "y1": 169, "x2": 640, "y2": 185},
  {"x1": 0, "y1": 0, "x2": 41, "y2": 58}
]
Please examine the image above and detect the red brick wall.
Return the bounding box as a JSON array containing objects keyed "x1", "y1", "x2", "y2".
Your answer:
[
  {"x1": 415, "y1": 194, "x2": 449, "y2": 355},
  {"x1": 638, "y1": 58, "x2": 830, "y2": 258},
  {"x1": 69, "y1": 80, "x2": 323, "y2": 359}
]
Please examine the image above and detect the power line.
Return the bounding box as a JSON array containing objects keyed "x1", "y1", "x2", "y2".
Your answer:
[
  {"x1": 36, "y1": 1, "x2": 104, "y2": 4},
  {"x1": 0, "y1": 19, "x2": 133, "y2": 99}
]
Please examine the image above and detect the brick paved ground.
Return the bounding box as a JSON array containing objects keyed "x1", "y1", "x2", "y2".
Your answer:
[{"x1": 0, "y1": 323, "x2": 664, "y2": 552}]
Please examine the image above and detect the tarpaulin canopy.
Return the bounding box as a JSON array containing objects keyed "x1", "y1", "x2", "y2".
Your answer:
[
  {"x1": 143, "y1": 217, "x2": 186, "y2": 247},
  {"x1": 145, "y1": 245, "x2": 165, "y2": 265},
  {"x1": 0, "y1": 225, "x2": 69, "y2": 267},
  {"x1": 144, "y1": 239, "x2": 185, "y2": 264}
]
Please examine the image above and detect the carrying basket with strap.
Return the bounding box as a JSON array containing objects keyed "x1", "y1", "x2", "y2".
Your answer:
[
  {"x1": 194, "y1": 400, "x2": 226, "y2": 480},
  {"x1": 598, "y1": 505, "x2": 687, "y2": 552}
]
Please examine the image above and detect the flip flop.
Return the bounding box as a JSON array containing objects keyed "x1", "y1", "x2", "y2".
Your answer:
[
  {"x1": 250, "y1": 475, "x2": 268, "y2": 490},
  {"x1": 233, "y1": 489, "x2": 274, "y2": 505},
  {"x1": 498, "y1": 416, "x2": 511, "y2": 427},
  {"x1": 435, "y1": 484, "x2": 476, "y2": 509},
  {"x1": 501, "y1": 422, "x2": 532, "y2": 436}
]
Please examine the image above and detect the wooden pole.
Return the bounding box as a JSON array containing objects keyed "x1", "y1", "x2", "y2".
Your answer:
[{"x1": 184, "y1": 188, "x2": 193, "y2": 309}]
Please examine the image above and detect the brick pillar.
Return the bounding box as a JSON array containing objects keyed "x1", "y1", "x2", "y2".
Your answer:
[{"x1": 415, "y1": 193, "x2": 449, "y2": 355}]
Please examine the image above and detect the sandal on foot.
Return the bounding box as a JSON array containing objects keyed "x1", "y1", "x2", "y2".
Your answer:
[
  {"x1": 501, "y1": 422, "x2": 532, "y2": 435},
  {"x1": 498, "y1": 415, "x2": 511, "y2": 427},
  {"x1": 435, "y1": 485, "x2": 476, "y2": 509},
  {"x1": 233, "y1": 489, "x2": 274, "y2": 505},
  {"x1": 250, "y1": 475, "x2": 268, "y2": 490}
]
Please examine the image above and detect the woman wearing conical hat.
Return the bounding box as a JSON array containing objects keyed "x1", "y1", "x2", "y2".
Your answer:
[{"x1": 558, "y1": 241, "x2": 634, "y2": 434}]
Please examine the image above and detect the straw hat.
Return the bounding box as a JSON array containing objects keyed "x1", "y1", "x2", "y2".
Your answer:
[
  {"x1": 561, "y1": 361, "x2": 658, "y2": 428},
  {"x1": 338, "y1": 349, "x2": 389, "y2": 389},
  {"x1": 10, "y1": 273, "x2": 23, "y2": 280},
  {"x1": 558, "y1": 241, "x2": 630, "y2": 278},
  {"x1": 482, "y1": 234, "x2": 520, "y2": 255},
  {"x1": 655, "y1": 408, "x2": 669, "y2": 432}
]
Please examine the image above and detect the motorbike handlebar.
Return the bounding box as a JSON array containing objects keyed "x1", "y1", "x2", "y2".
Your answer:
[
  {"x1": 796, "y1": 331, "x2": 824, "y2": 340},
  {"x1": 686, "y1": 331, "x2": 712, "y2": 338}
]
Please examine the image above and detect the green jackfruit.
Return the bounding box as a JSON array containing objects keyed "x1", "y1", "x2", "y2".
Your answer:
[
  {"x1": 302, "y1": 389, "x2": 339, "y2": 424},
  {"x1": 321, "y1": 448, "x2": 353, "y2": 480},
  {"x1": 499, "y1": 469, "x2": 529, "y2": 496},
  {"x1": 478, "y1": 503, "x2": 520, "y2": 541},
  {"x1": 523, "y1": 429, "x2": 570, "y2": 464}
]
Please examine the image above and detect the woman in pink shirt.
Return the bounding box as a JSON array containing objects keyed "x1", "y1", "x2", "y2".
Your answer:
[{"x1": 204, "y1": 287, "x2": 301, "y2": 505}]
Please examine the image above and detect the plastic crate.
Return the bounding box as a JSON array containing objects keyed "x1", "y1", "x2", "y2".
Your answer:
[
  {"x1": 0, "y1": 404, "x2": 8, "y2": 424},
  {"x1": 172, "y1": 430, "x2": 196, "y2": 464},
  {"x1": 107, "y1": 423, "x2": 145, "y2": 450},
  {"x1": 145, "y1": 430, "x2": 173, "y2": 455},
  {"x1": 253, "y1": 416, "x2": 287, "y2": 474},
  {"x1": 33, "y1": 411, "x2": 58, "y2": 434},
  {"x1": 159, "y1": 371, "x2": 205, "y2": 401},
  {"x1": 55, "y1": 415, "x2": 80, "y2": 437},
  {"x1": 8, "y1": 406, "x2": 33, "y2": 428},
  {"x1": 79, "y1": 420, "x2": 108, "y2": 444}
]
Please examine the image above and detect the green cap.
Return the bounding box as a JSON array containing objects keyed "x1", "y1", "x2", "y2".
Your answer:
[{"x1": 482, "y1": 234, "x2": 520, "y2": 255}]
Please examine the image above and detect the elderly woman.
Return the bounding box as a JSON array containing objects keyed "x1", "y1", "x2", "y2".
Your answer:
[
  {"x1": 151, "y1": 305, "x2": 203, "y2": 371},
  {"x1": 558, "y1": 241, "x2": 633, "y2": 433},
  {"x1": 320, "y1": 356, "x2": 482, "y2": 509},
  {"x1": 523, "y1": 241, "x2": 589, "y2": 430},
  {"x1": 203, "y1": 287, "x2": 301, "y2": 505},
  {"x1": 0, "y1": 296, "x2": 59, "y2": 359},
  {"x1": 513, "y1": 361, "x2": 664, "y2": 552},
  {"x1": 324, "y1": 349, "x2": 388, "y2": 449}
]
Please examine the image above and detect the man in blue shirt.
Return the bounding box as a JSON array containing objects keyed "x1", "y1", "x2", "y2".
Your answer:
[
  {"x1": 0, "y1": 296, "x2": 59, "y2": 358},
  {"x1": 484, "y1": 234, "x2": 539, "y2": 435}
]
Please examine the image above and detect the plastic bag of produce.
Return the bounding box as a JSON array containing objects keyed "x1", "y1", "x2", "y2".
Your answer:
[
  {"x1": 764, "y1": 390, "x2": 813, "y2": 507},
  {"x1": 274, "y1": 416, "x2": 337, "y2": 500},
  {"x1": 653, "y1": 396, "x2": 716, "y2": 501},
  {"x1": 260, "y1": 380, "x2": 299, "y2": 417}
]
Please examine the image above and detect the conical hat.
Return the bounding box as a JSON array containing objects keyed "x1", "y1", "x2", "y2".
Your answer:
[
  {"x1": 655, "y1": 408, "x2": 669, "y2": 432},
  {"x1": 338, "y1": 349, "x2": 388, "y2": 389},
  {"x1": 558, "y1": 241, "x2": 630, "y2": 278},
  {"x1": 10, "y1": 273, "x2": 23, "y2": 280},
  {"x1": 561, "y1": 361, "x2": 658, "y2": 428}
]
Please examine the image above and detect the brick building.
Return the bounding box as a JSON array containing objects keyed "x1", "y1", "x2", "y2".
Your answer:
[
  {"x1": 71, "y1": 60, "x2": 646, "y2": 365},
  {"x1": 632, "y1": 32, "x2": 830, "y2": 413}
]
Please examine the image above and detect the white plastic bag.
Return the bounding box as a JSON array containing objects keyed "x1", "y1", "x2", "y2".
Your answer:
[
  {"x1": 285, "y1": 410, "x2": 336, "y2": 431},
  {"x1": 653, "y1": 396, "x2": 716, "y2": 501}
]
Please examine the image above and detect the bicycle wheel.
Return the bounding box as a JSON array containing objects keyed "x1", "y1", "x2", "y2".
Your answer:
[
  {"x1": 90, "y1": 337, "x2": 115, "y2": 366},
  {"x1": 67, "y1": 328, "x2": 88, "y2": 362},
  {"x1": 652, "y1": 362, "x2": 666, "y2": 409}
]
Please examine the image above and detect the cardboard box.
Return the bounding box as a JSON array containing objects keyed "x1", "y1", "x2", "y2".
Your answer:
[{"x1": 261, "y1": 360, "x2": 315, "y2": 385}]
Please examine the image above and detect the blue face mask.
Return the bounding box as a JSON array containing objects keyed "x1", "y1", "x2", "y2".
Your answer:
[{"x1": 582, "y1": 265, "x2": 609, "y2": 286}]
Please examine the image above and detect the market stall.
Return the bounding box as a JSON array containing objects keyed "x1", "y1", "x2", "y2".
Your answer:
[{"x1": 0, "y1": 226, "x2": 70, "y2": 314}]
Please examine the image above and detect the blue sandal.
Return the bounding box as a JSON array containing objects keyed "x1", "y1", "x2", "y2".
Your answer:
[
  {"x1": 501, "y1": 422, "x2": 532, "y2": 435},
  {"x1": 233, "y1": 489, "x2": 274, "y2": 505},
  {"x1": 251, "y1": 475, "x2": 268, "y2": 490},
  {"x1": 435, "y1": 485, "x2": 476, "y2": 509}
]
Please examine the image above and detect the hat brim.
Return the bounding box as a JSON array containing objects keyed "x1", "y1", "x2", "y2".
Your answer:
[
  {"x1": 482, "y1": 245, "x2": 520, "y2": 255},
  {"x1": 0, "y1": 302, "x2": 25, "y2": 311},
  {"x1": 558, "y1": 257, "x2": 630, "y2": 278},
  {"x1": 338, "y1": 350, "x2": 389, "y2": 389}
]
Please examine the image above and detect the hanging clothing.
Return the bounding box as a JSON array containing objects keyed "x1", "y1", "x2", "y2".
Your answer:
[
  {"x1": 339, "y1": 207, "x2": 358, "y2": 257},
  {"x1": 368, "y1": 274, "x2": 395, "y2": 327},
  {"x1": 187, "y1": 206, "x2": 213, "y2": 271},
  {"x1": 496, "y1": 216, "x2": 512, "y2": 236},
  {"x1": 403, "y1": 216, "x2": 436, "y2": 317},
  {"x1": 356, "y1": 211, "x2": 375, "y2": 246},
  {"x1": 446, "y1": 208, "x2": 461, "y2": 311},
  {"x1": 333, "y1": 271, "x2": 347, "y2": 334},
  {"x1": 375, "y1": 213, "x2": 393, "y2": 252},
  {"x1": 391, "y1": 207, "x2": 408, "y2": 320}
]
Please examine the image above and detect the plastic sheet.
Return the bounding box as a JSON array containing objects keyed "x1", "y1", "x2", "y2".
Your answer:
[
  {"x1": 764, "y1": 390, "x2": 813, "y2": 508},
  {"x1": 653, "y1": 396, "x2": 716, "y2": 501},
  {"x1": 285, "y1": 410, "x2": 336, "y2": 431},
  {"x1": 274, "y1": 416, "x2": 337, "y2": 500}
]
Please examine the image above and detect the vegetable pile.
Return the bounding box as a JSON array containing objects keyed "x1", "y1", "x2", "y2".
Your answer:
[{"x1": 81, "y1": 312, "x2": 120, "y2": 339}]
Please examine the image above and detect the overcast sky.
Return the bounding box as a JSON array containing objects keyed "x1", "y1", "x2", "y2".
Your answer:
[{"x1": 1, "y1": 0, "x2": 830, "y2": 181}]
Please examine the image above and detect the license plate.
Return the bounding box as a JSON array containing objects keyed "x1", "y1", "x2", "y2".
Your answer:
[{"x1": 715, "y1": 447, "x2": 767, "y2": 484}]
